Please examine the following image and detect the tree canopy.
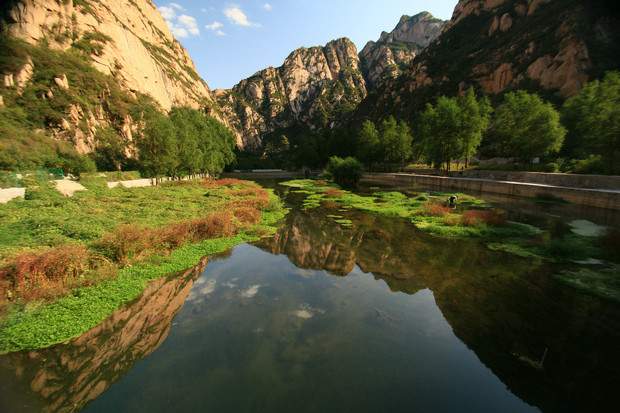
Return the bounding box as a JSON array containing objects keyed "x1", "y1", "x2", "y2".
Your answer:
[
  {"x1": 563, "y1": 71, "x2": 620, "y2": 174},
  {"x1": 490, "y1": 91, "x2": 565, "y2": 162},
  {"x1": 417, "y1": 89, "x2": 491, "y2": 172}
]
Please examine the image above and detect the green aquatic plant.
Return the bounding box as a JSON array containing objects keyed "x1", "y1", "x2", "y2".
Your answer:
[
  {"x1": 555, "y1": 266, "x2": 620, "y2": 303},
  {"x1": 278, "y1": 179, "x2": 606, "y2": 265}
]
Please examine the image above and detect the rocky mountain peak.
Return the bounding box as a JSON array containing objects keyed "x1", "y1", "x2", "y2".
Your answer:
[
  {"x1": 360, "y1": 11, "x2": 446, "y2": 88},
  {"x1": 216, "y1": 37, "x2": 366, "y2": 149}
]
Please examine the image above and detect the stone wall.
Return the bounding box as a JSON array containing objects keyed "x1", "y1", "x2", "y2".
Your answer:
[{"x1": 362, "y1": 173, "x2": 620, "y2": 211}]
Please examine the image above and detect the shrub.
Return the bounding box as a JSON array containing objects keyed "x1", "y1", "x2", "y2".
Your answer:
[
  {"x1": 204, "y1": 178, "x2": 248, "y2": 188},
  {"x1": 97, "y1": 224, "x2": 156, "y2": 264},
  {"x1": 191, "y1": 212, "x2": 236, "y2": 239},
  {"x1": 324, "y1": 188, "x2": 345, "y2": 197},
  {"x1": 461, "y1": 209, "x2": 506, "y2": 226},
  {"x1": 233, "y1": 207, "x2": 261, "y2": 225},
  {"x1": 1, "y1": 245, "x2": 91, "y2": 295},
  {"x1": 325, "y1": 156, "x2": 364, "y2": 188},
  {"x1": 423, "y1": 203, "x2": 452, "y2": 217}
]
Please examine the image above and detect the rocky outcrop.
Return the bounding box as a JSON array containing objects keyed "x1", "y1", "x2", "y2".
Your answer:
[
  {"x1": 216, "y1": 38, "x2": 367, "y2": 149},
  {"x1": 1, "y1": 0, "x2": 213, "y2": 110},
  {"x1": 360, "y1": 12, "x2": 446, "y2": 88},
  {"x1": 361, "y1": 0, "x2": 620, "y2": 120},
  {"x1": 220, "y1": 13, "x2": 446, "y2": 149}
]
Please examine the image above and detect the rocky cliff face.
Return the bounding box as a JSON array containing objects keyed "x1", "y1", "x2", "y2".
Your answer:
[
  {"x1": 0, "y1": 0, "x2": 218, "y2": 156},
  {"x1": 220, "y1": 13, "x2": 445, "y2": 149},
  {"x1": 2, "y1": 0, "x2": 212, "y2": 110},
  {"x1": 216, "y1": 38, "x2": 367, "y2": 149},
  {"x1": 360, "y1": 0, "x2": 620, "y2": 120},
  {"x1": 360, "y1": 12, "x2": 446, "y2": 88}
]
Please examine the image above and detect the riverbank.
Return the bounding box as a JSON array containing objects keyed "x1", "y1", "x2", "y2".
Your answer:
[
  {"x1": 361, "y1": 173, "x2": 620, "y2": 210},
  {"x1": 0, "y1": 178, "x2": 287, "y2": 353}
]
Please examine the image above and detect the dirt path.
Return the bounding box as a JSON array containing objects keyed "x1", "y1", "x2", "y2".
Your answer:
[
  {"x1": 54, "y1": 179, "x2": 87, "y2": 197},
  {"x1": 0, "y1": 188, "x2": 25, "y2": 204}
]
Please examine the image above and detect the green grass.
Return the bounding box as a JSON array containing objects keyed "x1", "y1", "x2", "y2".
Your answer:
[
  {"x1": 0, "y1": 177, "x2": 247, "y2": 261},
  {"x1": 0, "y1": 179, "x2": 288, "y2": 353}
]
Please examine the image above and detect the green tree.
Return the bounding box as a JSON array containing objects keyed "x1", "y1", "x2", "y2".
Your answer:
[
  {"x1": 169, "y1": 107, "x2": 203, "y2": 178},
  {"x1": 380, "y1": 116, "x2": 413, "y2": 168},
  {"x1": 356, "y1": 120, "x2": 381, "y2": 169},
  {"x1": 563, "y1": 71, "x2": 620, "y2": 174},
  {"x1": 418, "y1": 97, "x2": 463, "y2": 172},
  {"x1": 458, "y1": 88, "x2": 492, "y2": 167},
  {"x1": 490, "y1": 91, "x2": 566, "y2": 162},
  {"x1": 93, "y1": 127, "x2": 126, "y2": 172},
  {"x1": 326, "y1": 156, "x2": 364, "y2": 188},
  {"x1": 198, "y1": 116, "x2": 236, "y2": 176},
  {"x1": 137, "y1": 110, "x2": 177, "y2": 181}
]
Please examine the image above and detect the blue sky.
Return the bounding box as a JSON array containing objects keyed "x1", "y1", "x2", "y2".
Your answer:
[{"x1": 153, "y1": 1, "x2": 458, "y2": 90}]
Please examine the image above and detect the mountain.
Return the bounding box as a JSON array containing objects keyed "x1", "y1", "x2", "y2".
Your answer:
[
  {"x1": 0, "y1": 0, "x2": 219, "y2": 162},
  {"x1": 2, "y1": 0, "x2": 212, "y2": 110},
  {"x1": 360, "y1": 12, "x2": 446, "y2": 88},
  {"x1": 215, "y1": 38, "x2": 367, "y2": 150},
  {"x1": 217, "y1": 13, "x2": 446, "y2": 149},
  {"x1": 359, "y1": 0, "x2": 620, "y2": 121}
]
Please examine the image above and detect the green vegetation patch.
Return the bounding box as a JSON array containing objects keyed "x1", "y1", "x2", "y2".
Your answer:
[
  {"x1": 555, "y1": 266, "x2": 620, "y2": 303},
  {"x1": 0, "y1": 235, "x2": 252, "y2": 354},
  {"x1": 279, "y1": 179, "x2": 602, "y2": 261},
  {"x1": 0, "y1": 181, "x2": 288, "y2": 353}
]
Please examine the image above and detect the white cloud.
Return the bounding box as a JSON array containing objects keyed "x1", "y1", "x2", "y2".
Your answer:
[
  {"x1": 158, "y1": 3, "x2": 200, "y2": 38},
  {"x1": 178, "y1": 14, "x2": 200, "y2": 35},
  {"x1": 206, "y1": 21, "x2": 226, "y2": 37},
  {"x1": 159, "y1": 6, "x2": 176, "y2": 20},
  {"x1": 263, "y1": 3, "x2": 272, "y2": 11},
  {"x1": 224, "y1": 6, "x2": 259, "y2": 27},
  {"x1": 206, "y1": 21, "x2": 223, "y2": 30}
]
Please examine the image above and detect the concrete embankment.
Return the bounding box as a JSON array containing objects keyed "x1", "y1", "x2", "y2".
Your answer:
[{"x1": 362, "y1": 173, "x2": 620, "y2": 211}]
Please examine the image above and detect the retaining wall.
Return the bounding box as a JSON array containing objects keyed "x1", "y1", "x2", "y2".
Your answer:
[
  {"x1": 362, "y1": 173, "x2": 620, "y2": 211},
  {"x1": 452, "y1": 171, "x2": 620, "y2": 190}
]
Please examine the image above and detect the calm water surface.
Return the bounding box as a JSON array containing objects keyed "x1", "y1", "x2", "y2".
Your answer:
[{"x1": 0, "y1": 184, "x2": 618, "y2": 412}]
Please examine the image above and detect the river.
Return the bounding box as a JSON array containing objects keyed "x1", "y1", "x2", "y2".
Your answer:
[{"x1": 0, "y1": 182, "x2": 618, "y2": 412}]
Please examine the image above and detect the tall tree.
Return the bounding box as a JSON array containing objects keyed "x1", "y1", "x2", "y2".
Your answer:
[
  {"x1": 169, "y1": 107, "x2": 202, "y2": 178},
  {"x1": 93, "y1": 126, "x2": 126, "y2": 172},
  {"x1": 418, "y1": 97, "x2": 463, "y2": 172},
  {"x1": 457, "y1": 88, "x2": 492, "y2": 167},
  {"x1": 490, "y1": 91, "x2": 565, "y2": 162},
  {"x1": 356, "y1": 120, "x2": 381, "y2": 169},
  {"x1": 137, "y1": 111, "x2": 177, "y2": 180},
  {"x1": 563, "y1": 71, "x2": 620, "y2": 173},
  {"x1": 380, "y1": 116, "x2": 413, "y2": 168}
]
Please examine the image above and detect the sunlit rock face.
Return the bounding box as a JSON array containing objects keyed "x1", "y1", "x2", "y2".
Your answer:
[
  {"x1": 360, "y1": 12, "x2": 446, "y2": 88},
  {"x1": 362, "y1": 0, "x2": 620, "y2": 121},
  {"x1": 2, "y1": 0, "x2": 213, "y2": 111},
  {"x1": 215, "y1": 38, "x2": 367, "y2": 149},
  {"x1": 0, "y1": 258, "x2": 207, "y2": 413},
  {"x1": 0, "y1": 0, "x2": 232, "y2": 154},
  {"x1": 219, "y1": 13, "x2": 446, "y2": 149}
]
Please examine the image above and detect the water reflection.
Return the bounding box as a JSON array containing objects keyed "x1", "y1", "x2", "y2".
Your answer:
[
  {"x1": 0, "y1": 199, "x2": 618, "y2": 412},
  {"x1": 256, "y1": 207, "x2": 620, "y2": 412},
  {"x1": 0, "y1": 258, "x2": 207, "y2": 413}
]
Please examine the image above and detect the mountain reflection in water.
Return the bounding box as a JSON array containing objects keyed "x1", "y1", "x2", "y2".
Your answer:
[
  {"x1": 0, "y1": 200, "x2": 618, "y2": 413},
  {"x1": 256, "y1": 207, "x2": 620, "y2": 412}
]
